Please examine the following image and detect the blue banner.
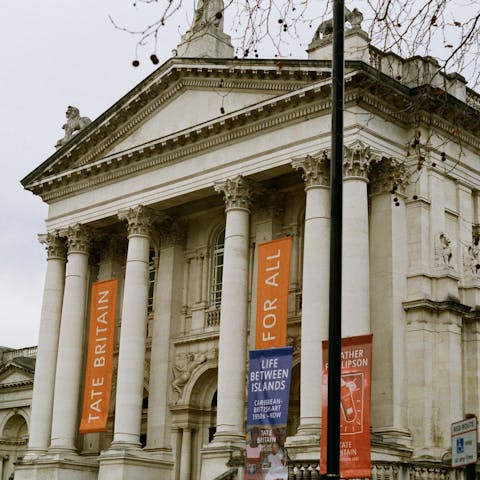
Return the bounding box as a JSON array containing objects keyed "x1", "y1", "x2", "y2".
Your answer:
[{"x1": 246, "y1": 347, "x2": 293, "y2": 480}]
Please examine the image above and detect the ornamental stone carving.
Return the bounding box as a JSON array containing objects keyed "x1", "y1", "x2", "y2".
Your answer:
[
  {"x1": 464, "y1": 242, "x2": 480, "y2": 277},
  {"x1": 118, "y1": 205, "x2": 159, "y2": 237},
  {"x1": 292, "y1": 151, "x2": 330, "y2": 188},
  {"x1": 344, "y1": 140, "x2": 379, "y2": 179},
  {"x1": 55, "y1": 106, "x2": 91, "y2": 149},
  {"x1": 435, "y1": 233, "x2": 453, "y2": 268},
  {"x1": 214, "y1": 176, "x2": 258, "y2": 211},
  {"x1": 62, "y1": 224, "x2": 92, "y2": 254},
  {"x1": 171, "y1": 350, "x2": 216, "y2": 403},
  {"x1": 158, "y1": 217, "x2": 188, "y2": 248},
  {"x1": 38, "y1": 231, "x2": 67, "y2": 259},
  {"x1": 253, "y1": 190, "x2": 285, "y2": 221},
  {"x1": 369, "y1": 157, "x2": 409, "y2": 196}
]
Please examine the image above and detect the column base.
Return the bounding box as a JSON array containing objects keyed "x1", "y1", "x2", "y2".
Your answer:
[
  {"x1": 14, "y1": 452, "x2": 98, "y2": 480},
  {"x1": 98, "y1": 447, "x2": 174, "y2": 480},
  {"x1": 210, "y1": 430, "x2": 245, "y2": 448},
  {"x1": 285, "y1": 424, "x2": 320, "y2": 460},
  {"x1": 200, "y1": 443, "x2": 243, "y2": 480},
  {"x1": 372, "y1": 427, "x2": 412, "y2": 448}
]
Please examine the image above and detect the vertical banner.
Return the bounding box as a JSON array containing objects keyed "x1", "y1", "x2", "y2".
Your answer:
[
  {"x1": 246, "y1": 347, "x2": 293, "y2": 480},
  {"x1": 79, "y1": 279, "x2": 118, "y2": 434},
  {"x1": 255, "y1": 237, "x2": 292, "y2": 349},
  {"x1": 320, "y1": 334, "x2": 373, "y2": 478}
]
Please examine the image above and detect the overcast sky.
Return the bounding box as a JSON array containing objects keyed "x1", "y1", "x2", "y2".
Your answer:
[
  {"x1": 1, "y1": 1, "x2": 475, "y2": 349},
  {"x1": 0, "y1": 1, "x2": 193, "y2": 348}
]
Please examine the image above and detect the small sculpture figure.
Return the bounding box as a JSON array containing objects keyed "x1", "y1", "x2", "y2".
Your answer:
[
  {"x1": 55, "y1": 105, "x2": 91, "y2": 148},
  {"x1": 437, "y1": 233, "x2": 453, "y2": 267},
  {"x1": 313, "y1": 8, "x2": 363, "y2": 40},
  {"x1": 465, "y1": 242, "x2": 480, "y2": 276}
]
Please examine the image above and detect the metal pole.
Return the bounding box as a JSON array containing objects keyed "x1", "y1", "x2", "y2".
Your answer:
[{"x1": 325, "y1": 0, "x2": 345, "y2": 479}]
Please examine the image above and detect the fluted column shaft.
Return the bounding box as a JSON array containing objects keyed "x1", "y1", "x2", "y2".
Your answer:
[
  {"x1": 342, "y1": 143, "x2": 371, "y2": 336},
  {"x1": 50, "y1": 225, "x2": 91, "y2": 451},
  {"x1": 113, "y1": 206, "x2": 154, "y2": 448},
  {"x1": 292, "y1": 154, "x2": 330, "y2": 438},
  {"x1": 27, "y1": 233, "x2": 67, "y2": 455},
  {"x1": 214, "y1": 176, "x2": 252, "y2": 443},
  {"x1": 147, "y1": 220, "x2": 185, "y2": 450}
]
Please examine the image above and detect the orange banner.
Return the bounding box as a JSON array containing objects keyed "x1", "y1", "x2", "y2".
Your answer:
[
  {"x1": 80, "y1": 279, "x2": 118, "y2": 434},
  {"x1": 255, "y1": 237, "x2": 291, "y2": 349},
  {"x1": 320, "y1": 334, "x2": 373, "y2": 478}
]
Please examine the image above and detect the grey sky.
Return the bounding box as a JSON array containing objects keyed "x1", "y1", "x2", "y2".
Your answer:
[
  {"x1": 1, "y1": 1, "x2": 186, "y2": 348},
  {"x1": 1, "y1": 1, "x2": 475, "y2": 348}
]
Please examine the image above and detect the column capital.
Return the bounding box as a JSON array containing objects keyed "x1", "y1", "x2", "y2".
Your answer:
[
  {"x1": 252, "y1": 189, "x2": 285, "y2": 221},
  {"x1": 61, "y1": 224, "x2": 92, "y2": 254},
  {"x1": 344, "y1": 140, "x2": 380, "y2": 180},
  {"x1": 214, "y1": 175, "x2": 258, "y2": 212},
  {"x1": 369, "y1": 157, "x2": 409, "y2": 196},
  {"x1": 158, "y1": 217, "x2": 188, "y2": 248},
  {"x1": 118, "y1": 205, "x2": 159, "y2": 237},
  {"x1": 38, "y1": 231, "x2": 67, "y2": 259},
  {"x1": 93, "y1": 234, "x2": 128, "y2": 262},
  {"x1": 292, "y1": 151, "x2": 330, "y2": 188}
]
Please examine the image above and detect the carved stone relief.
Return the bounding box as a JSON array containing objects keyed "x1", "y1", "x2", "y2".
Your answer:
[
  {"x1": 171, "y1": 349, "x2": 217, "y2": 403},
  {"x1": 435, "y1": 233, "x2": 453, "y2": 269}
]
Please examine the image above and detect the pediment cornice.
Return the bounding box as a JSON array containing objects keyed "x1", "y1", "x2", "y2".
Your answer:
[
  {"x1": 23, "y1": 59, "x2": 480, "y2": 201},
  {"x1": 22, "y1": 58, "x2": 332, "y2": 187}
]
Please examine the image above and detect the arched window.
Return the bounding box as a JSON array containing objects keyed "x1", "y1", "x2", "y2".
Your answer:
[{"x1": 210, "y1": 228, "x2": 225, "y2": 308}]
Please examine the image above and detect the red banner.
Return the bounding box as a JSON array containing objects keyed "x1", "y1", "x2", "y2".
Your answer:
[
  {"x1": 255, "y1": 237, "x2": 292, "y2": 349},
  {"x1": 80, "y1": 279, "x2": 117, "y2": 433},
  {"x1": 320, "y1": 334, "x2": 373, "y2": 478}
]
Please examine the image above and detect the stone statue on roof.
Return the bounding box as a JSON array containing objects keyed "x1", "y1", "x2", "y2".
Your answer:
[
  {"x1": 176, "y1": 0, "x2": 234, "y2": 58},
  {"x1": 191, "y1": 0, "x2": 225, "y2": 34},
  {"x1": 55, "y1": 105, "x2": 91, "y2": 149}
]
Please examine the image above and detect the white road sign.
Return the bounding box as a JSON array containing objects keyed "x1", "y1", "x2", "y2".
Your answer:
[{"x1": 452, "y1": 416, "x2": 478, "y2": 467}]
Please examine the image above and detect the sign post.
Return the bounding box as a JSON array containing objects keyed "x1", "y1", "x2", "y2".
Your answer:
[{"x1": 451, "y1": 415, "x2": 478, "y2": 480}]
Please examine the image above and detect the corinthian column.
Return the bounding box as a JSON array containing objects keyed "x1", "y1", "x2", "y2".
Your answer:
[
  {"x1": 291, "y1": 152, "x2": 330, "y2": 441},
  {"x1": 343, "y1": 141, "x2": 373, "y2": 336},
  {"x1": 213, "y1": 176, "x2": 254, "y2": 444},
  {"x1": 112, "y1": 205, "x2": 155, "y2": 448},
  {"x1": 26, "y1": 232, "x2": 66, "y2": 456},
  {"x1": 50, "y1": 224, "x2": 91, "y2": 452},
  {"x1": 147, "y1": 218, "x2": 186, "y2": 451}
]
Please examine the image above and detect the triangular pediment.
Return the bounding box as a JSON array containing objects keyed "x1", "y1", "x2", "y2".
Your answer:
[
  {"x1": 21, "y1": 57, "x2": 329, "y2": 195},
  {"x1": 0, "y1": 362, "x2": 34, "y2": 387}
]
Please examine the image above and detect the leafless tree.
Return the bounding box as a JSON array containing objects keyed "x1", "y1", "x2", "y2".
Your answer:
[{"x1": 111, "y1": 0, "x2": 480, "y2": 87}]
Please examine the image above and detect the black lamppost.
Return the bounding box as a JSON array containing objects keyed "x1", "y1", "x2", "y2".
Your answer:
[{"x1": 325, "y1": 1, "x2": 345, "y2": 479}]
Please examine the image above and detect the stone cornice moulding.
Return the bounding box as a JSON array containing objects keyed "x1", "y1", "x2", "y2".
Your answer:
[
  {"x1": 24, "y1": 60, "x2": 331, "y2": 184},
  {"x1": 25, "y1": 68, "x2": 480, "y2": 202},
  {"x1": 27, "y1": 74, "x2": 350, "y2": 201}
]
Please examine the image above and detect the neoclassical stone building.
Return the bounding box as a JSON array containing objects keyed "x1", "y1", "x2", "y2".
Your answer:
[
  {"x1": 15, "y1": 3, "x2": 480, "y2": 480},
  {"x1": 0, "y1": 346, "x2": 36, "y2": 480}
]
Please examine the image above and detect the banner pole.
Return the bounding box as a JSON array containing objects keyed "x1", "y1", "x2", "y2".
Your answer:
[{"x1": 325, "y1": 0, "x2": 345, "y2": 479}]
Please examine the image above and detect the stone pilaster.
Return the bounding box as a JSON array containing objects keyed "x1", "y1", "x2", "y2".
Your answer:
[
  {"x1": 50, "y1": 224, "x2": 91, "y2": 452},
  {"x1": 26, "y1": 232, "x2": 67, "y2": 457},
  {"x1": 289, "y1": 152, "x2": 330, "y2": 449},
  {"x1": 369, "y1": 158, "x2": 411, "y2": 445},
  {"x1": 212, "y1": 176, "x2": 254, "y2": 445},
  {"x1": 342, "y1": 140, "x2": 373, "y2": 336},
  {"x1": 179, "y1": 428, "x2": 193, "y2": 480},
  {"x1": 146, "y1": 218, "x2": 186, "y2": 453},
  {"x1": 112, "y1": 206, "x2": 156, "y2": 448}
]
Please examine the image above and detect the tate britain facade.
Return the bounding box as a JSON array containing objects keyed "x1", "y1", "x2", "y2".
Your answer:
[{"x1": 13, "y1": 3, "x2": 480, "y2": 480}]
